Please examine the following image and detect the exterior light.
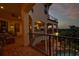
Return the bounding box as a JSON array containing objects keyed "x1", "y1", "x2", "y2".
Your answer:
[
  {"x1": 73, "y1": 49, "x2": 78, "y2": 52},
  {"x1": 0, "y1": 6, "x2": 4, "y2": 9},
  {"x1": 55, "y1": 32, "x2": 59, "y2": 36}
]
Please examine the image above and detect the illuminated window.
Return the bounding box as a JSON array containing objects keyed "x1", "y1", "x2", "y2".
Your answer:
[
  {"x1": 47, "y1": 23, "x2": 53, "y2": 34},
  {"x1": 34, "y1": 20, "x2": 45, "y2": 32},
  {"x1": 48, "y1": 25, "x2": 52, "y2": 29}
]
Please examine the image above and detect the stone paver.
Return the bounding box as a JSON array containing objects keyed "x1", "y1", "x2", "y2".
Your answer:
[{"x1": 3, "y1": 45, "x2": 44, "y2": 56}]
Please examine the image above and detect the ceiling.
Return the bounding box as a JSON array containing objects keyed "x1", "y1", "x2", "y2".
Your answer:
[{"x1": 0, "y1": 3, "x2": 34, "y2": 20}]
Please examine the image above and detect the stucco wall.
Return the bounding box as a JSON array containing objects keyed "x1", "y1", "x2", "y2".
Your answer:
[
  {"x1": 29, "y1": 4, "x2": 48, "y2": 23},
  {"x1": 29, "y1": 4, "x2": 58, "y2": 46}
]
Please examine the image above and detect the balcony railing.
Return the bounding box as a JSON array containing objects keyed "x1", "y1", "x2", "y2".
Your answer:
[{"x1": 29, "y1": 32, "x2": 79, "y2": 56}]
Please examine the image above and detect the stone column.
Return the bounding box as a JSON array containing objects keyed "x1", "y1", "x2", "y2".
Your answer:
[{"x1": 21, "y1": 5, "x2": 30, "y2": 46}]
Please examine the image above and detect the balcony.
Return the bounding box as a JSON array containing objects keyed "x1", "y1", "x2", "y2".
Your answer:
[{"x1": 29, "y1": 32, "x2": 79, "y2": 56}]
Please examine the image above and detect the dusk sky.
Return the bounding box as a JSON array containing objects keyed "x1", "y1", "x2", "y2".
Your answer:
[{"x1": 49, "y1": 3, "x2": 79, "y2": 29}]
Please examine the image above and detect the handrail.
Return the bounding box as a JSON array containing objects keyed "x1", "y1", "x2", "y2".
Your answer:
[{"x1": 30, "y1": 32, "x2": 79, "y2": 39}]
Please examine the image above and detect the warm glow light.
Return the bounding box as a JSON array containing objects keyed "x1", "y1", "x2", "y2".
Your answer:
[
  {"x1": 10, "y1": 26, "x2": 14, "y2": 29},
  {"x1": 35, "y1": 24, "x2": 40, "y2": 29},
  {"x1": 0, "y1": 6, "x2": 4, "y2": 9},
  {"x1": 48, "y1": 25, "x2": 52, "y2": 29},
  {"x1": 55, "y1": 32, "x2": 59, "y2": 36},
  {"x1": 37, "y1": 21, "x2": 42, "y2": 24}
]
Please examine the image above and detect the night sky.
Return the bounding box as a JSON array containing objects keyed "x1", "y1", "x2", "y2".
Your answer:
[{"x1": 49, "y1": 3, "x2": 79, "y2": 29}]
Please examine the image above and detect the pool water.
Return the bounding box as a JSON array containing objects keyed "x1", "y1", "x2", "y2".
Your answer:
[{"x1": 55, "y1": 50, "x2": 77, "y2": 56}]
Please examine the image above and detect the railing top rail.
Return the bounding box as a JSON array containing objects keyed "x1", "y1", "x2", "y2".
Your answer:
[
  {"x1": 29, "y1": 32, "x2": 79, "y2": 40},
  {"x1": 29, "y1": 32, "x2": 54, "y2": 36},
  {"x1": 58, "y1": 36, "x2": 79, "y2": 40}
]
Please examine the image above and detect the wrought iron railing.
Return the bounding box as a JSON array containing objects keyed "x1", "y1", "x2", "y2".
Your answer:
[{"x1": 29, "y1": 32, "x2": 79, "y2": 56}]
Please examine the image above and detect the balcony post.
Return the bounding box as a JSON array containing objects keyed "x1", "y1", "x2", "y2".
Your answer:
[
  {"x1": 21, "y1": 5, "x2": 30, "y2": 46},
  {"x1": 49, "y1": 35, "x2": 51, "y2": 56}
]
